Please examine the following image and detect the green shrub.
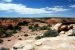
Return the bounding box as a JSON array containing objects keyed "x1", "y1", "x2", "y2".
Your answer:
[
  {"x1": 5, "y1": 30, "x2": 17, "y2": 37},
  {"x1": 35, "y1": 29, "x2": 59, "y2": 40},
  {"x1": 0, "y1": 48, "x2": 10, "y2": 50},
  {"x1": 0, "y1": 39, "x2": 3, "y2": 43},
  {"x1": 0, "y1": 25, "x2": 19, "y2": 38},
  {"x1": 39, "y1": 26, "x2": 50, "y2": 30},
  {"x1": 7, "y1": 25, "x2": 14, "y2": 30},
  {"x1": 43, "y1": 29, "x2": 59, "y2": 37},
  {"x1": 0, "y1": 29, "x2": 6, "y2": 38},
  {"x1": 14, "y1": 26, "x2": 21, "y2": 31},
  {"x1": 17, "y1": 21, "x2": 29, "y2": 26},
  {"x1": 0, "y1": 30, "x2": 17, "y2": 38},
  {"x1": 47, "y1": 24, "x2": 52, "y2": 27},
  {"x1": 7, "y1": 25, "x2": 21, "y2": 31},
  {"x1": 29, "y1": 25, "x2": 33, "y2": 29},
  {"x1": 29, "y1": 24, "x2": 51, "y2": 31},
  {"x1": 23, "y1": 21, "x2": 29, "y2": 26},
  {"x1": 35, "y1": 36, "x2": 42, "y2": 39},
  {"x1": 29, "y1": 25, "x2": 38, "y2": 31}
]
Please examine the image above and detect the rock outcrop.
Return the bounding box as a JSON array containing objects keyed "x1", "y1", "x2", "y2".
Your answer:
[{"x1": 11, "y1": 36, "x2": 75, "y2": 50}]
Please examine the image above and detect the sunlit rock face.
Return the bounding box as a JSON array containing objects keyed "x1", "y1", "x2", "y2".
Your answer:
[{"x1": 11, "y1": 36, "x2": 75, "y2": 50}]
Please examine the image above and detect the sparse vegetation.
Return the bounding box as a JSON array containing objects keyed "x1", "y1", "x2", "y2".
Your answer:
[
  {"x1": 0, "y1": 48, "x2": 10, "y2": 50},
  {"x1": 0, "y1": 24, "x2": 21, "y2": 38},
  {"x1": 29, "y1": 24, "x2": 51, "y2": 31},
  {"x1": 42, "y1": 29, "x2": 59, "y2": 37},
  {"x1": 35, "y1": 29, "x2": 59, "y2": 39},
  {"x1": 0, "y1": 29, "x2": 17, "y2": 38},
  {"x1": 35, "y1": 36, "x2": 42, "y2": 39},
  {"x1": 13, "y1": 26, "x2": 21, "y2": 31},
  {"x1": 17, "y1": 21, "x2": 29, "y2": 26},
  {"x1": 29, "y1": 24, "x2": 39, "y2": 31},
  {"x1": 39, "y1": 26, "x2": 50, "y2": 30}
]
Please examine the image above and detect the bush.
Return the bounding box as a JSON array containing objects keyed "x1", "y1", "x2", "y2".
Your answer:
[
  {"x1": 35, "y1": 36, "x2": 42, "y2": 39},
  {"x1": 5, "y1": 30, "x2": 17, "y2": 37},
  {"x1": 7, "y1": 25, "x2": 14, "y2": 30},
  {"x1": 0, "y1": 39, "x2": 3, "y2": 43},
  {"x1": 0, "y1": 28, "x2": 6, "y2": 38},
  {"x1": 28, "y1": 25, "x2": 38, "y2": 31},
  {"x1": 0, "y1": 48, "x2": 10, "y2": 50},
  {"x1": 43, "y1": 30, "x2": 59, "y2": 37},
  {"x1": 17, "y1": 21, "x2": 29, "y2": 26},
  {"x1": 6, "y1": 25, "x2": 21, "y2": 31},
  {"x1": 0, "y1": 25, "x2": 19, "y2": 38},
  {"x1": 29, "y1": 25, "x2": 33, "y2": 29},
  {"x1": 14, "y1": 26, "x2": 21, "y2": 31},
  {"x1": 39, "y1": 26, "x2": 50, "y2": 30},
  {"x1": 0, "y1": 30, "x2": 17, "y2": 38},
  {"x1": 35, "y1": 29, "x2": 59, "y2": 40},
  {"x1": 23, "y1": 21, "x2": 29, "y2": 26},
  {"x1": 29, "y1": 24, "x2": 51, "y2": 31}
]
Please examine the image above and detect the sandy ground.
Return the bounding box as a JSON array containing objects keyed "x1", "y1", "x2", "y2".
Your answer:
[{"x1": 0, "y1": 23, "x2": 47, "y2": 48}]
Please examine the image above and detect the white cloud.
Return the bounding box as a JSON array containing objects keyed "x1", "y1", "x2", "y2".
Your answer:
[
  {"x1": 1, "y1": 0, "x2": 12, "y2": 2},
  {"x1": 70, "y1": 4, "x2": 75, "y2": 8},
  {"x1": 45, "y1": 6, "x2": 68, "y2": 12},
  {"x1": 0, "y1": 3, "x2": 68, "y2": 14}
]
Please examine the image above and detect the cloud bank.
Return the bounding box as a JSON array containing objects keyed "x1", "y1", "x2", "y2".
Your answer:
[
  {"x1": 0, "y1": 3, "x2": 68, "y2": 14},
  {"x1": 70, "y1": 4, "x2": 75, "y2": 8},
  {"x1": 1, "y1": 0, "x2": 12, "y2": 2},
  {"x1": 0, "y1": 0, "x2": 69, "y2": 14}
]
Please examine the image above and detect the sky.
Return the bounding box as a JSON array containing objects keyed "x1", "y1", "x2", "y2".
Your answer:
[{"x1": 0, "y1": 0, "x2": 75, "y2": 18}]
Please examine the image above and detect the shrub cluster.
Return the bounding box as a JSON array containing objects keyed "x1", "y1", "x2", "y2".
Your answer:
[
  {"x1": 0, "y1": 25, "x2": 21, "y2": 38},
  {"x1": 17, "y1": 21, "x2": 29, "y2": 26},
  {"x1": 7, "y1": 25, "x2": 21, "y2": 31},
  {"x1": 29, "y1": 24, "x2": 39, "y2": 31},
  {"x1": 29, "y1": 24, "x2": 51, "y2": 31},
  {"x1": 35, "y1": 29, "x2": 59, "y2": 39},
  {"x1": 0, "y1": 48, "x2": 10, "y2": 50}
]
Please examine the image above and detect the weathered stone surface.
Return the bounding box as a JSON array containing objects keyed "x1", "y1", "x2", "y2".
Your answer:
[
  {"x1": 11, "y1": 40, "x2": 34, "y2": 50},
  {"x1": 68, "y1": 25, "x2": 73, "y2": 29},
  {"x1": 11, "y1": 36, "x2": 75, "y2": 50},
  {"x1": 52, "y1": 23, "x2": 62, "y2": 31},
  {"x1": 66, "y1": 29, "x2": 73, "y2": 35},
  {"x1": 59, "y1": 25, "x2": 68, "y2": 31},
  {"x1": 60, "y1": 31, "x2": 65, "y2": 34}
]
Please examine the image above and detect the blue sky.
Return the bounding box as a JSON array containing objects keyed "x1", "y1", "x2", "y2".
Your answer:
[{"x1": 0, "y1": 0, "x2": 75, "y2": 18}]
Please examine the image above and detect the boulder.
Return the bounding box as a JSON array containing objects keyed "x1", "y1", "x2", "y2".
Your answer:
[
  {"x1": 59, "y1": 31, "x2": 65, "y2": 34},
  {"x1": 11, "y1": 40, "x2": 34, "y2": 50},
  {"x1": 59, "y1": 25, "x2": 68, "y2": 32},
  {"x1": 68, "y1": 25, "x2": 73, "y2": 30},
  {"x1": 52, "y1": 23, "x2": 62, "y2": 31},
  {"x1": 66, "y1": 29, "x2": 73, "y2": 36}
]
